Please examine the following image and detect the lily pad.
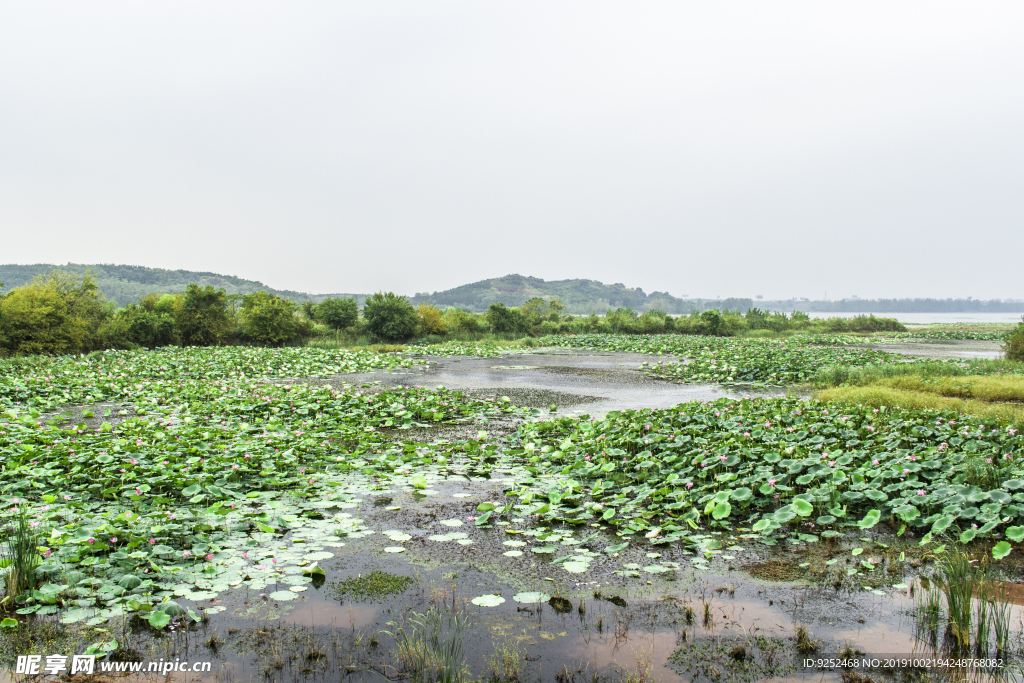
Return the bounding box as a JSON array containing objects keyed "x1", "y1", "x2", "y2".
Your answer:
[{"x1": 471, "y1": 594, "x2": 505, "y2": 607}]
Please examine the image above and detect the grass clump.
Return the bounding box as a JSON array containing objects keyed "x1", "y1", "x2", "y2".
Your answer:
[
  {"x1": 814, "y1": 385, "x2": 1024, "y2": 423},
  {"x1": 329, "y1": 571, "x2": 417, "y2": 603},
  {"x1": 382, "y1": 606, "x2": 469, "y2": 683},
  {"x1": 2, "y1": 510, "x2": 41, "y2": 608},
  {"x1": 794, "y1": 626, "x2": 819, "y2": 654},
  {"x1": 488, "y1": 639, "x2": 524, "y2": 683},
  {"x1": 869, "y1": 375, "x2": 1024, "y2": 402}
]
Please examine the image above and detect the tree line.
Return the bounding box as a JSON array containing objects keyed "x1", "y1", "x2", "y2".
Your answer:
[{"x1": 0, "y1": 271, "x2": 911, "y2": 357}]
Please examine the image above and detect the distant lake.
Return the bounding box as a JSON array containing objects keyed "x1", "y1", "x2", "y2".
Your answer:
[{"x1": 806, "y1": 312, "x2": 1023, "y2": 324}]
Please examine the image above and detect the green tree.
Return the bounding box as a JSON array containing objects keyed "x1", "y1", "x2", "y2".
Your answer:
[
  {"x1": 362, "y1": 292, "x2": 418, "y2": 341},
  {"x1": 1006, "y1": 316, "x2": 1024, "y2": 362},
  {"x1": 0, "y1": 270, "x2": 109, "y2": 355},
  {"x1": 700, "y1": 309, "x2": 722, "y2": 336},
  {"x1": 175, "y1": 284, "x2": 230, "y2": 346},
  {"x1": 486, "y1": 303, "x2": 529, "y2": 334},
  {"x1": 239, "y1": 291, "x2": 306, "y2": 345},
  {"x1": 317, "y1": 297, "x2": 359, "y2": 332}
]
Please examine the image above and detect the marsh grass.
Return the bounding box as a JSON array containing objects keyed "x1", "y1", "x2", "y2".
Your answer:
[
  {"x1": 309, "y1": 332, "x2": 531, "y2": 351},
  {"x1": 2, "y1": 510, "x2": 41, "y2": 606},
  {"x1": 382, "y1": 605, "x2": 470, "y2": 683},
  {"x1": 870, "y1": 375, "x2": 1024, "y2": 402},
  {"x1": 990, "y1": 591, "x2": 1012, "y2": 654},
  {"x1": 487, "y1": 638, "x2": 524, "y2": 683},
  {"x1": 814, "y1": 386, "x2": 1024, "y2": 423},
  {"x1": 916, "y1": 578, "x2": 943, "y2": 639},
  {"x1": 811, "y1": 360, "x2": 1024, "y2": 389},
  {"x1": 937, "y1": 550, "x2": 976, "y2": 653}
]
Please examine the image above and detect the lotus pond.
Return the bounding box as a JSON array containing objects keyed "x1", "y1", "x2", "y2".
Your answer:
[{"x1": 1, "y1": 341, "x2": 1023, "y2": 681}]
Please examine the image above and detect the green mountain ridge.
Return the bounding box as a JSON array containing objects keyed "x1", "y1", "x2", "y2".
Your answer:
[
  {"x1": 0, "y1": 263, "x2": 366, "y2": 307},
  {"x1": 410, "y1": 274, "x2": 710, "y2": 314},
  {"x1": 2, "y1": 264, "x2": 1020, "y2": 314}
]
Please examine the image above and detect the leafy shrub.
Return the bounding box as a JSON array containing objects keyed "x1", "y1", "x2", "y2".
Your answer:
[
  {"x1": 442, "y1": 308, "x2": 482, "y2": 334},
  {"x1": 175, "y1": 284, "x2": 231, "y2": 347},
  {"x1": 699, "y1": 310, "x2": 722, "y2": 336},
  {"x1": 239, "y1": 291, "x2": 309, "y2": 346},
  {"x1": 0, "y1": 271, "x2": 108, "y2": 355},
  {"x1": 416, "y1": 303, "x2": 447, "y2": 335},
  {"x1": 486, "y1": 303, "x2": 529, "y2": 334},
  {"x1": 317, "y1": 297, "x2": 359, "y2": 332},
  {"x1": 363, "y1": 292, "x2": 419, "y2": 342},
  {"x1": 1005, "y1": 317, "x2": 1024, "y2": 362}
]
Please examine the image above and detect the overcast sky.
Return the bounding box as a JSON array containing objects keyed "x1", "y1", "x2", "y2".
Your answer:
[{"x1": 2, "y1": 2, "x2": 1022, "y2": 300}]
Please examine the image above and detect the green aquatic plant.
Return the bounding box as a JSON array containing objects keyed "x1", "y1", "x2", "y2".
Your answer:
[
  {"x1": 330, "y1": 571, "x2": 417, "y2": 603},
  {"x1": 382, "y1": 605, "x2": 470, "y2": 683},
  {"x1": 510, "y1": 396, "x2": 1024, "y2": 549},
  {"x1": 937, "y1": 550, "x2": 975, "y2": 652},
  {"x1": 1, "y1": 510, "x2": 41, "y2": 605},
  {"x1": 0, "y1": 347, "x2": 526, "y2": 625}
]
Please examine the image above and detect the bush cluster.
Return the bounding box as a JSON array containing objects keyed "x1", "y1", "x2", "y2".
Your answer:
[
  {"x1": 0, "y1": 273, "x2": 910, "y2": 356},
  {"x1": 1005, "y1": 317, "x2": 1024, "y2": 362},
  {"x1": 0, "y1": 272, "x2": 317, "y2": 355}
]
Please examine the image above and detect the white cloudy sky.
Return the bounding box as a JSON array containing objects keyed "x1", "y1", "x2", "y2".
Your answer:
[{"x1": 2, "y1": 2, "x2": 1022, "y2": 300}]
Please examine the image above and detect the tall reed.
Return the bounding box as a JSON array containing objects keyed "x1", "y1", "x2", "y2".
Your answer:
[
  {"x1": 382, "y1": 606, "x2": 469, "y2": 683},
  {"x1": 937, "y1": 550, "x2": 975, "y2": 653},
  {"x1": 2, "y1": 510, "x2": 40, "y2": 606}
]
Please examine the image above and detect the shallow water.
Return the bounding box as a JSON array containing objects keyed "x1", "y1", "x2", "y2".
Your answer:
[
  {"x1": 338, "y1": 349, "x2": 788, "y2": 417},
  {"x1": 855, "y1": 339, "x2": 1006, "y2": 361}
]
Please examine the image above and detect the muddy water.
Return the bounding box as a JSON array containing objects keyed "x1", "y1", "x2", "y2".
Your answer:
[
  {"x1": 856, "y1": 339, "x2": 1006, "y2": 360},
  {"x1": 337, "y1": 349, "x2": 789, "y2": 417}
]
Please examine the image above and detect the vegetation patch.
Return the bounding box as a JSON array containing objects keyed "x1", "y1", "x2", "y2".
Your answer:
[
  {"x1": 668, "y1": 635, "x2": 798, "y2": 682},
  {"x1": 816, "y1": 386, "x2": 1024, "y2": 423},
  {"x1": 329, "y1": 571, "x2": 417, "y2": 603},
  {"x1": 746, "y1": 560, "x2": 805, "y2": 582},
  {"x1": 509, "y1": 396, "x2": 1024, "y2": 555}
]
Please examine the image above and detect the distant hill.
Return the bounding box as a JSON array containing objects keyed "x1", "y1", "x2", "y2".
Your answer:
[
  {"x1": 3, "y1": 265, "x2": 1019, "y2": 314},
  {"x1": 410, "y1": 274, "x2": 723, "y2": 314},
  {"x1": 0, "y1": 263, "x2": 367, "y2": 307}
]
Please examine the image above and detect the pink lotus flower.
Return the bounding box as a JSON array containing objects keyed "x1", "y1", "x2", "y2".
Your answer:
[{"x1": 149, "y1": 539, "x2": 156, "y2": 544}]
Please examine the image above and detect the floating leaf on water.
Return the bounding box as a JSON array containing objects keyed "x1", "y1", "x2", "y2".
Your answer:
[
  {"x1": 440, "y1": 520, "x2": 464, "y2": 527},
  {"x1": 512, "y1": 591, "x2": 550, "y2": 603},
  {"x1": 503, "y1": 551, "x2": 523, "y2": 557},
  {"x1": 471, "y1": 594, "x2": 505, "y2": 607},
  {"x1": 503, "y1": 541, "x2": 527, "y2": 547},
  {"x1": 268, "y1": 590, "x2": 298, "y2": 601},
  {"x1": 384, "y1": 547, "x2": 405, "y2": 553}
]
